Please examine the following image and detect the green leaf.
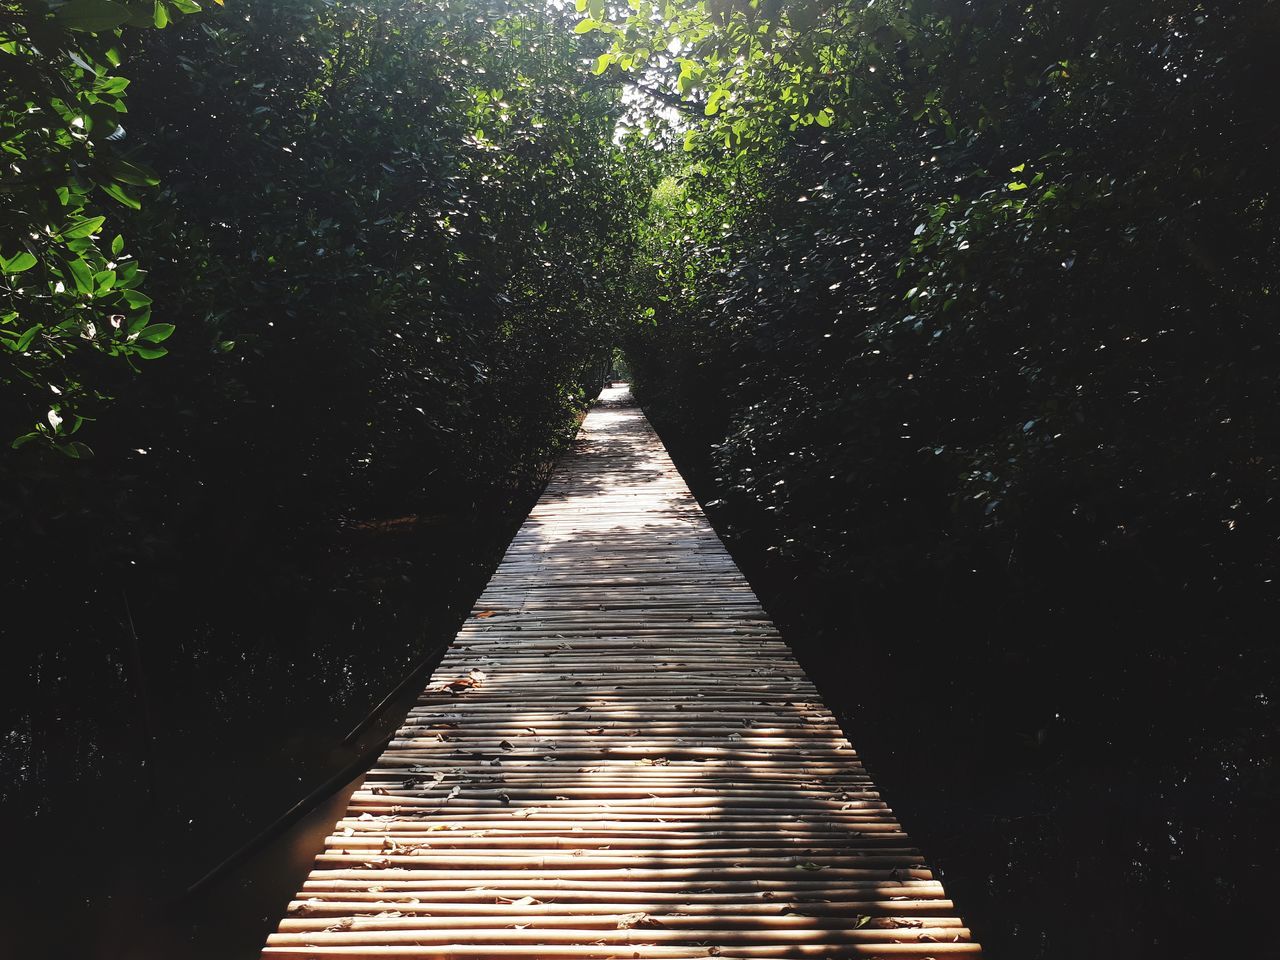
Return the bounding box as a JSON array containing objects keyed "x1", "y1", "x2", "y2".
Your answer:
[
  {"x1": 170, "y1": 0, "x2": 201, "y2": 12},
  {"x1": 133, "y1": 344, "x2": 168, "y2": 359},
  {"x1": 69, "y1": 50, "x2": 98, "y2": 73},
  {"x1": 67, "y1": 258, "x2": 95, "y2": 295},
  {"x1": 111, "y1": 234, "x2": 124, "y2": 256},
  {"x1": 57, "y1": 0, "x2": 131, "y2": 32},
  {"x1": 153, "y1": 1, "x2": 170, "y2": 28},
  {"x1": 2, "y1": 252, "x2": 37, "y2": 274},
  {"x1": 593, "y1": 53, "x2": 614, "y2": 75},
  {"x1": 101, "y1": 182, "x2": 141, "y2": 209},
  {"x1": 14, "y1": 324, "x2": 42, "y2": 352},
  {"x1": 124, "y1": 3, "x2": 155, "y2": 27},
  {"x1": 57, "y1": 440, "x2": 95, "y2": 459},
  {"x1": 110, "y1": 159, "x2": 161, "y2": 186},
  {"x1": 115, "y1": 262, "x2": 142, "y2": 287},
  {"x1": 137, "y1": 323, "x2": 175, "y2": 343},
  {"x1": 1010, "y1": 163, "x2": 1026, "y2": 173},
  {"x1": 121, "y1": 289, "x2": 153, "y2": 308},
  {"x1": 815, "y1": 107, "x2": 834, "y2": 127},
  {"x1": 62, "y1": 216, "x2": 106, "y2": 239},
  {"x1": 1007, "y1": 181, "x2": 1028, "y2": 191},
  {"x1": 574, "y1": 18, "x2": 599, "y2": 33}
]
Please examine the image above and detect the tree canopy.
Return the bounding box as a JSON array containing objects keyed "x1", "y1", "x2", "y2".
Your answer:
[
  {"x1": 4, "y1": 0, "x2": 645, "y2": 551},
  {"x1": 614, "y1": 0, "x2": 1280, "y2": 622}
]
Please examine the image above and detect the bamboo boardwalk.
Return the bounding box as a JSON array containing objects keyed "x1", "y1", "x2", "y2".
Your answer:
[{"x1": 262, "y1": 385, "x2": 980, "y2": 959}]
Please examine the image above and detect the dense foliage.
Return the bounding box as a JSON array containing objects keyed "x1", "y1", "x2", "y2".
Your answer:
[
  {"x1": 2, "y1": 0, "x2": 211, "y2": 456},
  {"x1": 615, "y1": 0, "x2": 1280, "y2": 637},
  {"x1": 4, "y1": 0, "x2": 644, "y2": 560}
]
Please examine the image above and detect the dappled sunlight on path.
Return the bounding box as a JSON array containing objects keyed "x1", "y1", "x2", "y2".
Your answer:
[{"x1": 261, "y1": 385, "x2": 980, "y2": 958}]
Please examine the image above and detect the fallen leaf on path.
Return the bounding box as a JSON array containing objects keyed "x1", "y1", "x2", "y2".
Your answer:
[{"x1": 616, "y1": 912, "x2": 663, "y2": 929}]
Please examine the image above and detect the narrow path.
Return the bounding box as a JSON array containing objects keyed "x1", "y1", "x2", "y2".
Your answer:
[{"x1": 262, "y1": 385, "x2": 981, "y2": 958}]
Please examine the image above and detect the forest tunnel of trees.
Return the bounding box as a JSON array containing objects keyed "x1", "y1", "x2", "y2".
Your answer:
[{"x1": 2, "y1": 1, "x2": 1277, "y2": 957}]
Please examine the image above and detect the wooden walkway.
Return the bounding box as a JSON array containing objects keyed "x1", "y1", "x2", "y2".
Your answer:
[{"x1": 263, "y1": 385, "x2": 980, "y2": 959}]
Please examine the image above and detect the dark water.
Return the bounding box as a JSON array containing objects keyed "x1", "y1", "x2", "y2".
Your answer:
[{"x1": 2, "y1": 501, "x2": 532, "y2": 960}]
